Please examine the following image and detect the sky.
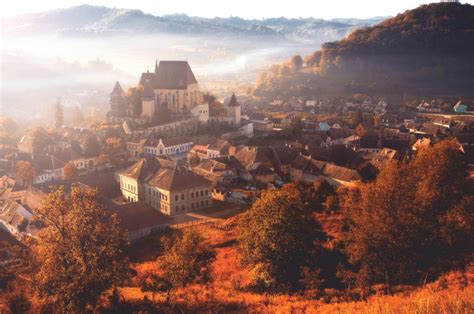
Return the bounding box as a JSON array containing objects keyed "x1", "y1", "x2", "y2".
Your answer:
[{"x1": 1, "y1": 0, "x2": 473, "y2": 19}]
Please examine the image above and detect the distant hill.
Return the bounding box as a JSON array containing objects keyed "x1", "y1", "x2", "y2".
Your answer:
[
  {"x1": 254, "y1": 2, "x2": 474, "y2": 99},
  {"x1": 1, "y1": 5, "x2": 385, "y2": 42}
]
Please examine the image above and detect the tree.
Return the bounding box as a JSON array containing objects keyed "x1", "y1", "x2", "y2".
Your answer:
[
  {"x1": 340, "y1": 139, "x2": 473, "y2": 287},
  {"x1": 32, "y1": 185, "x2": 130, "y2": 312},
  {"x1": 6, "y1": 292, "x2": 31, "y2": 314},
  {"x1": 81, "y1": 133, "x2": 101, "y2": 156},
  {"x1": 29, "y1": 127, "x2": 53, "y2": 154},
  {"x1": 127, "y1": 87, "x2": 143, "y2": 118},
  {"x1": 290, "y1": 55, "x2": 303, "y2": 71},
  {"x1": 238, "y1": 185, "x2": 326, "y2": 291},
  {"x1": 62, "y1": 162, "x2": 79, "y2": 180},
  {"x1": 0, "y1": 116, "x2": 18, "y2": 134},
  {"x1": 54, "y1": 98, "x2": 64, "y2": 129},
  {"x1": 15, "y1": 161, "x2": 37, "y2": 187},
  {"x1": 158, "y1": 230, "x2": 215, "y2": 290},
  {"x1": 102, "y1": 137, "x2": 128, "y2": 166}
]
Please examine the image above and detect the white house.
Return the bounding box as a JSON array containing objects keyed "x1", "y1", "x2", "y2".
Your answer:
[{"x1": 144, "y1": 136, "x2": 194, "y2": 156}]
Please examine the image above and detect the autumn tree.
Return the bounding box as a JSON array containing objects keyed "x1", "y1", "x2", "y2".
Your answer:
[
  {"x1": 127, "y1": 87, "x2": 143, "y2": 118},
  {"x1": 0, "y1": 116, "x2": 18, "y2": 135},
  {"x1": 29, "y1": 127, "x2": 53, "y2": 154},
  {"x1": 340, "y1": 139, "x2": 473, "y2": 287},
  {"x1": 6, "y1": 292, "x2": 31, "y2": 314},
  {"x1": 102, "y1": 137, "x2": 128, "y2": 166},
  {"x1": 32, "y1": 185, "x2": 130, "y2": 312},
  {"x1": 290, "y1": 55, "x2": 303, "y2": 71},
  {"x1": 159, "y1": 229, "x2": 215, "y2": 289},
  {"x1": 54, "y1": 98, "x2": 64, "y2": 129},
  {"x1": 62, "y1": 162, "x2": 79, "y2": 180},
  {"x1": 81, "y1": 133, "x2": 101, "y2": 156},
  {"x1": 15, "y1": 161, "x2": 37, "y2": 187},
  {"x1": 238, "y1": 185, "x2": 326, "y2": 291}
]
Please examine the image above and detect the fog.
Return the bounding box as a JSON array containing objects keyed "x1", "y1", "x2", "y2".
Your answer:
[{"x1": 1, "y1": 32, "x2": 320, "y2": 120}]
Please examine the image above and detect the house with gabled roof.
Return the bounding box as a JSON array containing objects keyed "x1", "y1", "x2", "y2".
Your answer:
[
  {"x1": 290, "y1": 155, "x2": 361, "y2": 187},
  {"x1": 119, "y1": 156, "x2": 212, "y2": 216}
]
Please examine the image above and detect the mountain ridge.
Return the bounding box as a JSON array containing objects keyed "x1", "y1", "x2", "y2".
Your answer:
[{"x1": 2, "y1": 4, "x2": 386, "y2": 42}]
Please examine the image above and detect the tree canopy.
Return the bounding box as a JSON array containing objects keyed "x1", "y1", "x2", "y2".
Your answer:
[
  {"x1": 32, "y1": 185, "x2": 130, "y2": 311},
  {"x1": 239, "y1": 185, "x2": 326, "y2": 291},
  {"x1": 340, "y1": 139, "x2": 473, "y2": 287}
]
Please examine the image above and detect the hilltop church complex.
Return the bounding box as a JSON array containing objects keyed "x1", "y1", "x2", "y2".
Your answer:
[{"x1": 107, "y1": 60, "x2": 241, "y2": 127}]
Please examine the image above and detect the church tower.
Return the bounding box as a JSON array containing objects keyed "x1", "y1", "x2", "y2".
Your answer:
[
  {"x1": 226, "y1": 93, "x2": 241, "y2": 126},
  {"x1": 141, "y1": 81, "x2": 156, "y2": 119},
  {"x1": 109, "y1": 81, "x2": 127, "y2": 117}
]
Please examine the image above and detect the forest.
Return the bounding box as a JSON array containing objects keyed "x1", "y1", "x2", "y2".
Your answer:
[{"x1": 254, "y1": 3, "x2": 474, "y2": 99}]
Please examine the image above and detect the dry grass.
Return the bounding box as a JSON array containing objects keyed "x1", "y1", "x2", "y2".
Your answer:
[{"x1": 117, "y1": 223, "x2": 474, "y2": 313}]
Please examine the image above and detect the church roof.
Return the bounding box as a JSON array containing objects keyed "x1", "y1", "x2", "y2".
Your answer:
[
  {"x1": 111, "y1": 81, "x2": 125, "y2": 96},
  {"x1": 224, "y1": 93, "x2": 240, "y2": 107},
  {"x1": 142, "y1": 81, "x2": 155, "y2": 99},
  {"x1": 152, "y1": 61, "x2": 198, "y2": 90},
  {"x1": 138, "y1": 71, "x2": 155, "y2": 86}
]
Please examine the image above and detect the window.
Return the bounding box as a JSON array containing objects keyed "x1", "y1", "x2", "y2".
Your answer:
[
  {"x1": 200, "y1": 191, "x2": 204, "y2": 196},
  {"x1": 206, "y1": 200, "x2": 209, "y2": 206},
  {"x1": 182, "y1": 205, "x2": 185, "y2": 211},
  {"x1": 191, "y1": 192, "x2": 194, "y2": 198},
  {"x1": 175, "y1": 195, "x2": 178, "y2": 201},
  {"x1": 175, "y1": 206, "x2": 179, "y2": 212},
  {"x1": 191, "y1": 203, "x2": 194, "y2": 209},
  {"x1": 201, "y1": 201, "x2": 204, "y2": 207},
  {"x1": 181, "y1": 194, "x2": 185, "y2": 200},
  {"x1": 205, "y1": 190, "x2": 208, "y2": 196}
]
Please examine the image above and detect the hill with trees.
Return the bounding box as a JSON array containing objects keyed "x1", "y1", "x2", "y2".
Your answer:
[{"x1": 254, "y1": 2, "x2": 474, "y2": 99}]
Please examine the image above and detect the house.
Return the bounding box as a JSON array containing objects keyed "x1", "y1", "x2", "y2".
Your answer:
[
  {"x1": 119, "y1": 157, "x2": 212, "y2": 216},
  {"x1": 0, "y1": 200, "x2": 33, "y2": 236},
  {"x1": 188, "y1": 144, "x2": 210, "y2": 160},
  {"x1": 272, "y1": 146, "x2": 301, "y2": 175},
  {"x1": 412, "y1": 138, "x2": 432, "y2": 151},
  {"x1": 306, "y1": 100, "x2": 317, "y2": 107},
  {"x1": 143, "y1": 136, "x2": 194, "y2": 157},
  {"x1": 233, "y1": 146, "x2": 278, "y2": 183},
  {"x1": 126, "y1": 139, "x2": 147, "y2": 158},
  {"x1": 206, "y1": 140, "x2": 235, "y2": 158},
  {"x1": 192, "y1": 157, "x2": 241, "y2": 187},
  {"x1": 417, "y1": 100, "x2": 442, "y2": 113},
  {"x1": 453, "y1": 101, "x2": 468, "y2": 114},
  {"x1": 290, "y1": 155, "x2": 361, "y2": 187},
  {"x1": 318, "y1": 122, "x2": 331, "y2": 132},
  {"x1": 30, "y1": 155, "x2": 66, "y2": 184},
  {"x1": 221, "y1": 123, "x2": 254, "y2": 139},
  {"x1": 249, "y1": 114, "x2": 273, "y2": 132}
]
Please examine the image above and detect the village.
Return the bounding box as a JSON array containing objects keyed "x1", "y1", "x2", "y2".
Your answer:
[{"x1": 1, "y1": 59, "x2": 474, "y2": 248}]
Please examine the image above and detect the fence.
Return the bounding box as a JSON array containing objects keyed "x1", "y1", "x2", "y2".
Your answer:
[{"x1": 168, "y1": 218, "x2": 231, "y2": 231}]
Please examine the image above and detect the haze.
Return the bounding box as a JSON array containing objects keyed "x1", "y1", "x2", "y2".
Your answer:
[{"x1": 2, "y1": 0, "x2": 474, "y2": 19}]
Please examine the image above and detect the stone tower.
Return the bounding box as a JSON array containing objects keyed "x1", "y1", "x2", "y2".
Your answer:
[
  {"x1": 141, "y1": 81, "x2": 156, "y2": 118},
  {"x1": 109, "y1": 81, "x2": 127, "y2": 117},
  {"x1": 226, "y1": 93, "x2": 241, "y2": 126}
]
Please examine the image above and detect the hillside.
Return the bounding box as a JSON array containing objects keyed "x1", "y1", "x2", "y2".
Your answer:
[
  {"x1": 254, "y1": 2, "x2": 474, "y2": 99},
  {"x1": 108, "y1": 223, "x2": 474, "y2": 312},
  {"x1": 1, "y1": 5, "x2": 384, "y2": 42}
]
